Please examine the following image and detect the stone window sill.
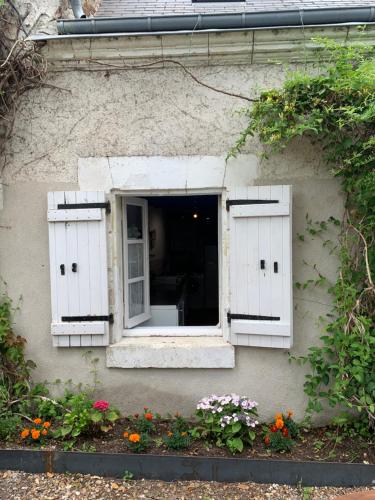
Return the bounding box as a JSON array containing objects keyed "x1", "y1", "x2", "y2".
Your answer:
[{"x1": 106, "y1": 336, "x2": 235, "y2": 369}]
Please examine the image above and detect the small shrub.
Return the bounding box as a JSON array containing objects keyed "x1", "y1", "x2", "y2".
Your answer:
[
  {"x1": 20, "y1": 418, "x2": 51, "y2": 445},
  {"x1": 129, "y1": 407, "x2": 155, "y2": 434},
  {"x1": 193, "y1": 394, "x2": 259, "y2": 454},
  {"x1": 54, "y1": 393, "x2": 120, "y2": 440},
  {"x1": 123, "y1": 432, "x2": 149, "y2": 453},
  {"x1": 163, "y1": 430, "x2": 191, "y2": 450},
  {"x1": 263, "y1": 411, "x2": 298, "y2": 452},
  {"x1": 0, "y1": 413, "x2": 20, "y2": 441},
  {"x1": 171, "y1": 412, "x2": 189, "y2": 433}
]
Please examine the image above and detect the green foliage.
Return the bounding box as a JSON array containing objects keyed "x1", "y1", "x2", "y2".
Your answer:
[
  {"x1": 54, "y1": 392, "x2": 119, "y2": 441},
  {"x1": 0, "y1": 413, "x2": 20, "y2": 441},
  {"x1": 263, "y1": 412, "x2": 298, "y2": 453},
  {"x1": 0, "y1": 292, "x2": 35, "y2": 415},
  {"x1": 230, "y1": 40, "x2": 375, "y2": 432},
  {"x1": 125, "y1": 433, "x2": 150, "y2": 453},
  {"x1": 163, "y1": 430, "x2": 191, "y2": 450},
  {"x1": 193, "y1": 394, "x2": 259, "y2": 454},
  {"x1": 122, "y1": 470, "x2": 134, "y2": 481},
  {"x1": 266, "y1": 430, "x2": 294, "y2": 453},
  {"x1": 129, "y1": 409, "x2": 156, "y2": 434}
]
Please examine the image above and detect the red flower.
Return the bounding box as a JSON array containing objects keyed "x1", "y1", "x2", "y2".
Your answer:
[
  {"x1": 264, "y1": 436, "x2": 270, "y2": 446},
  {"x1": 282, "y1": 427, "x2": 289, "y2": 437},
  {"x1": 144, "y1": 412, "x2": 153, "y2": 421},
  {"x1": 270, "y1": 425, "x2": 277, "y2": 433},
  {"x1": 93, "y1": 400, "x2": 109, "y2": 412}
]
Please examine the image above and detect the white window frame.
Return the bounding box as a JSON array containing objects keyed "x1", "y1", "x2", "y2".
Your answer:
[
  {"x1": 123, "y1": 197, "x2": 151, "y2": 328},
  {"x1": 119, "y1": 190, "x2": 223, "y2": 337}
]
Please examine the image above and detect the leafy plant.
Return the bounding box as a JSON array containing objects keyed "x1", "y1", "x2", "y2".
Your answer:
[
  {"x1": 193, "y1": 394, "x2": 259, "y2": 454},
  {"x1": 123, "y1": 432, "x2": 149, "y2": 453},
  {"x1": 263, "y1": 411, "x2": 298, "y2": 452},
  {"x1": 230, "y1": 39, "x2": 375, "y2": 433},
  {"x1": 129, "y1": 407, "x2": 155, "y2": 434},
  {"x1": 163, "y1": 430, "x2": 191, "y2": 450},
  {"x1": 0, "y1": 292, "x2": 35, "y2": 415},
  {"x1": 20, "y1": 418, "x2": 52, "y2": 445},
  {"x1": 54, "y1": 393, "x2": 119, "y2": 441},
  {"x1": 122, "y1": 470, "x2": 134, "y2": 481},
  {"x1": 0, "y1": 413, "x2": 20, "y2": 441}
]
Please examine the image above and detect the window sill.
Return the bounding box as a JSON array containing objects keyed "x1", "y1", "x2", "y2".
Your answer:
[{"x1": 106, "y1": 336, "x2": 235, "y2": 369}]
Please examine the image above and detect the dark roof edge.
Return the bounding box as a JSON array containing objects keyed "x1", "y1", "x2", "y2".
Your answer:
[{"x1": 57, "y1": 7, "x2": 375, "y2": 35}]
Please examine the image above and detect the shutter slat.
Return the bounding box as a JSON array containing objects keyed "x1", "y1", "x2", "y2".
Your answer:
[
  {"x1": 229, "y1": 185, "x2": 292, "y2": 349},
  {"x1": 48, "y1": 191, "x2": 110, "y2": 347},
  {"x1": 47, "y1": 208, "x2": 102, "y2": 222}
]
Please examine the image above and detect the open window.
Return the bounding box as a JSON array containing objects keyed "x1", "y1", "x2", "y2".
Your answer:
[
  {"x1": 122, "y1": 195, "x2": 219, "y2": 332},
  {"x1": 123, "y1": 198, "x2": 151, "y2": 328}
]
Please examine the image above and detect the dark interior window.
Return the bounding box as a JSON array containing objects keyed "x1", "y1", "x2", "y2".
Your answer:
[{"x1": 146, "y1": 195, "x2": 219, "y2": 326}]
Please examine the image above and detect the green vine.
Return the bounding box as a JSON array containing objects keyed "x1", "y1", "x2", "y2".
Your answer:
[
  {"x1": 0, "y1": 292, "x2": 35, "y2": 415},
  {"x1": 230, "y1": 39, "x2": 375, "y2": 431}
]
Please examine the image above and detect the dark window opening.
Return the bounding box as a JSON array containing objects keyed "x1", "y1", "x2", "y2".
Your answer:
[{"x1": 144, "y1": 195, "x2": 219, "y2": 327}]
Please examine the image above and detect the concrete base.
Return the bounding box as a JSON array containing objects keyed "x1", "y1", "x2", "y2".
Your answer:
[{"x1": 106, "y1": 337, "x2": 235, "y2": 369}]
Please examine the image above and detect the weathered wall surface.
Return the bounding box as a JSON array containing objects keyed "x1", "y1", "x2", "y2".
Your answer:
[{"x1": 0, "y1": 63, "x2": 342, "y2": 420}]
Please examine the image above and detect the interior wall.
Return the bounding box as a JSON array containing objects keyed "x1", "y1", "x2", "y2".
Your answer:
[{"x1": 149, "y1": 206, "x2": 166, "y2": 276}]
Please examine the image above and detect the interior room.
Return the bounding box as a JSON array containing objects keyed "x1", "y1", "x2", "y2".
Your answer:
[{"x1": 143, "y1": 195, "x2": 219, "y2": 327}]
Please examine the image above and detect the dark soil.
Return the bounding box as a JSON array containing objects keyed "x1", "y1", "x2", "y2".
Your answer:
[{"x1": 1, "y1": 418, "x2": 373, "y2": 464}]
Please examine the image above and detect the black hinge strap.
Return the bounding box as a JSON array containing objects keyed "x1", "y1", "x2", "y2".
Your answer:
[
  {"x1": 226, "y1": 199, "x2": 279, "y2": 211},
  {"x1": 227, "y1": 312, "x2": 280, "y2": 324},
  {"x1": 57, "y1": 202, "x2": 111, "y2": 214},
  {"x1": 62, "y1": 314, "x2": 114, "y2": 324}
]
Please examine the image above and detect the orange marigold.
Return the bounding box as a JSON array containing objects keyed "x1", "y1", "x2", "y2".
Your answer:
[
  {"x1": 20, "y1": 429, "x2": 30, "y2": 439},
  {"x1": 264, "y1": 435, "x2": 270, "y2": 446},
  {"x1": 33, "y1": 418, "x2": 42, "y2": 425},
  {"x1": 274, "y1": 413, "x2": 282, "y2": 421},
  {"x1": 275, "y1": 418, "x2": 284, "y2": 430},
  {"x1": 43, "y1": 422, "x2": 51, "y2": 428},
  {"x1": 287, "y1": 410, "x2": 293, "y2": 418},
  {"x1": 129, "y1": 433, "x2": 141, "y2": 443},
  {"x1": 123, "y1": 431, "x2": 129, "y2": 438},
  {"x1": 144, "y1": 412, "x2": 153, "y2": 421},
  {"x1": 41, "y1": 429, "x2": 48, "y2": 436},
  {"x1": 181, "y1": 432, "x2": 187, "y2": 437},
  {"x1": 167, "y1": 431, "x2": 173, "y2": 437},
  {"x1": 31, "y1": 429, "x2": 41, "y2": 440}
]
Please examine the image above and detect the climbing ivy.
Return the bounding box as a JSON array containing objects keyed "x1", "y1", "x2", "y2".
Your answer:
[{"x1": 230, "y1": 39, "x2": 375, "y2": 431}]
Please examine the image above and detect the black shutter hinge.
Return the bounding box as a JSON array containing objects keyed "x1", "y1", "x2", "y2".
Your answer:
[
  {"x1": 226, "y1": 199, "x2": 279, "y2": 211},
  {"x1": 61, "y1": 314, "x2": 114, "y2": 324},
  {"x1": 57, "y1": 201, "x2": 111, "y2": 214},
  {"x1": 227, "y1": 312, "x2": 280, "y2": 322}
]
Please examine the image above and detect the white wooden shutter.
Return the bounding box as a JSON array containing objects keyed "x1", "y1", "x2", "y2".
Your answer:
[
  {"x1": 48, "y1": 191, "x2": 110, "y2": 347},
  {"x1": 228, "y1": 185, "x2": 292, "y2": 349}
]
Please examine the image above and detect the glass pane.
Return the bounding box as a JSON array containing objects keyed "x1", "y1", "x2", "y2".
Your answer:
[
  {"x1": 129, "y1": 281, "x2": 144, "y2": 318},
  {"x1": 128, "y1": 243, "x2": 144, "y2": 279},
  {"x1": 127, "y1": 204, "x2": 143, "y2": 239}
]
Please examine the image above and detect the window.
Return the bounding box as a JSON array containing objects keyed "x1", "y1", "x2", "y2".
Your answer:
[{"x1": 122, "y1": 195, "x2": 220, "y2": 334}]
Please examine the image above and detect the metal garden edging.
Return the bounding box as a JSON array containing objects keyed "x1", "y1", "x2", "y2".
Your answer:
[{"x1": 0, "y1": 450, "x2": 374, "y2": 487}]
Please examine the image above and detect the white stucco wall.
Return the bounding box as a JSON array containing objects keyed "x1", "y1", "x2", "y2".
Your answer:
[{"x1": 0, "y1": 60, "x2": 343, "y2": 421}]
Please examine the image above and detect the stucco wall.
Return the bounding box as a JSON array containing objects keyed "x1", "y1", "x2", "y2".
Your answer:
[{"x1": 0, "y1": 63, "x2": 342, "y2": 421}]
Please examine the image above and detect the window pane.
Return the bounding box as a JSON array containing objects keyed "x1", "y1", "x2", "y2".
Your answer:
[
  {"x1": 127, "y1": 205, "x2": 143, "y2": 239},
  {"x1": 128, "y1": 243, "x2": 144, "y2": 279},
  {"x1": 129, "y1": 281, "x2": 144, "y2": 318}
]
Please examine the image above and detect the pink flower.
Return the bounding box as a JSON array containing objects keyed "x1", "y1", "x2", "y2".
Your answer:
[{"x1": 93, "y1": 400, "x2": 109, "y2": 412}]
